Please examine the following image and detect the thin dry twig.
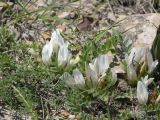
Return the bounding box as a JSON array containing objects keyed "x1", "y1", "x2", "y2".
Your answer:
[{"x1": 107, "y1": 0, "x2": 116, "y2": 18}]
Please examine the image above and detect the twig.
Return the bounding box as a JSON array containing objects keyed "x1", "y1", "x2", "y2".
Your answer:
[
  {"x1": 40, "y1": 96, "x2": 45, "y2": 120},
  {"x1": 107, "y1": 0, "x2": 116, "y2": 18}
]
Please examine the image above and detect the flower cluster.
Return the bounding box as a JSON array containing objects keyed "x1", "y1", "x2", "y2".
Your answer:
[
  {"x1": 137, "y1": 75, "x2": 154, "y2": 104},
  {"x1": 62, "y1": 54, "x2": 117, "y2": 89},
  {"x1": 85, "y1": 54, "x2": 117, "y2": 88},
  {"x1": 42, "y1": 29, "x2": 117, "y2": 89},
  {"x1": 41, "y1": 29, "x2": 159, "y2": 105},
  {"x1": 126, "y1": 46, "x2": 158, "y2": 84},
  {"x1": 125, "y1": 47, "x2": 159, "y2": 105},
  {"x1": 42, "y1": 29, "x2": 72, "y2": 67}
]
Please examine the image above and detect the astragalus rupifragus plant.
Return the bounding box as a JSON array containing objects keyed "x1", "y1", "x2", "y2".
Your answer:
[
  {"x1": 136, "y1": 75, "x2": 160, "y2": 105},
  {"x1": 125, "y1": 46, "x2": 158, "y2": 85},
  {"x1": 41, "y1": 28, "x2": 160, "y2": 118},
  {"x1": 42, "y1": 29, "x2": 74, "y2": 72},
  {"x1": 40, "y1": 29, "x2": 121, "y2": 116},
  {"x1": 61, "y1": 53, "x2": 117, "y2": 90},
  {"x1": 137, "y1": 75, "x2": 154, "y2": 105},
  {"x1": 41, "y1": 28, "x2": 118, "y2": 91},
  {"x1": 124, "y1": 45, "x2": 160, "y2": 106},
  {"x1": 62, "y1": 68, "x2": 85, "y2": 89},
  {"x1": 85, "y1": 54, "x2": 117, "y2": 88}
]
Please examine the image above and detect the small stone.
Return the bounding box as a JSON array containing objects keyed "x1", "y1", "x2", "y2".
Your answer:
[
  {"x1": 68, "y1": 114, "x2": 75, "y2": 119},
  {"x1": 60, "y1": 111, "x2": 69, "y2": 118},
  {"x1": 69, "y1": 12, "x2": 78, "y2": 19},
  {"x1": 27, "y1": 48, "x2": 36, "y2": 55},
  {"x1": 57, "y1": 11, "x2": 70, "y2": 18},
  {"x1": 112, "y1": 65, "x2": 125, "y2": 74},
  {"x1": 131, "y1": 110, "x2": 146, "y2": 119},
  {"x1": 75, "y1": 114, "x2": 81, "y2": 120},
  {"x1": 77, "y1": 17, "x2": 94, "y2": 31},
  {"x1": 117, "y1": 79, "x2": 128, "y2": 91},
  {"x1": 41, "y1": 31, "x2": 51, "y2": 40},
  {"x1": 108, "y1": 12, "x2": 116, "y2": 21}
]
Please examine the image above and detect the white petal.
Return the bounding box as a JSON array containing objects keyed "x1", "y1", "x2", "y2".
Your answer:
[
  {"x1": 96, "y1": 54, "x2": 110, "y2": 76},
  {"x1": 142, "y1": 75, "x2": 148, "y2": 82},
  {"x1": 85, "y1": 65, "x2": 92, "y2": 86},
  {"x1": 137, "y1": 81, "x2": 148, "y2": 104},
  {"x1": 66, "y1": 51, "x2": 72, "y2": 66},
  {"x1": 129, "y1": 47, "x2": 146, "y2": 64},
  {"x1": 125, "y1": 54, "x2": 129, "y2": 64},
  {"x1": 58, "y1": 45, "x2": 70, "y2": 67},
  {"x1": 86, "y1": 63, "x2": 98, "y2": 86},
  {"x1": 91, "y1": 58, "x2": 98, "y2": 74},
  {"x1": 50, "y1": 32, "x2": 59, "y2": 51},
  {"x1": 147, "y1": 51, "x2": 154, "y2": 66},
  {"x1": 55, "y1": 29, "x2": 65, "y2": 46},
  {"x1": 146, "y1": 51, "x2": 158, "y2": 73},
  {"x1": 89, "y1": 63, "x2": 98, "y2": 82},
  {"x1": 63, "y1": 72, "x2": 75, "y2": 88},
  {"x1": 111, "y1": 69, "x2": 117, "y2": 85},
  {"x1": 73, "y1": 68, "x2": 85, "y2": 89},
  {"x1": 42, "y1": 41, "x2": 53, "y2": 65},
  {"x1": 155, "y1": 95, "x2": 160, "y2": 104},
  {"x1": 127, "y1": 63, "x2": 137, "y2": 81},
  {"x1": 148, "y1": 60, "x2": 158, "y2": 73},
  {"x1": 50, "y1": 29, "x2": 64, "y2": 51},
  {"x1": 141, "y1": 75, "x2": 154, "y2": 87}
]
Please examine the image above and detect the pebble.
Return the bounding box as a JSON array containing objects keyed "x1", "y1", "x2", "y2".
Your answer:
[{"x1": 68, "y1": 114, "x2": 75, "y2": 119}]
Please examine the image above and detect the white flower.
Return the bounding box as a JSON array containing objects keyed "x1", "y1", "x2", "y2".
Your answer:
[
  {"x1": 141, "y1": 75, "x2": 154, "y2": 87},
  {"x1": 146, "y1": 51, "x2": 158, "y2": 73},
  {"x1": 42, "y1": 41, "x2": 53, "y2": 65},
  {"x1": 50, "y1": 29, "x2": 65, "y2": 51},
  {"x1": 63, "y1": 72, "x2": 75, "y2": 88},
  {"x1": 86, "y1": 54, "x2": 110, "y2": 87},
  {"x1": 128, "y1": 47, "x2": 147, "y2": 64},
  {"x1": 125, "y1": 47, "x2": 145, "y2": 83},
  {"x1": 58, "y1": 44, "x2": 72, "y2": 67},
  {"x1": 127, "y1": 63, "x2": 137, "y2": 82},
  {"x1": 96, "y1": 54, "x2": 110, "y2": 76},
  {"x1": 73, "y1": 69, "x2": 85, "y2": 89},
  {"x1": 137, "y1": 81, "x2": 148, "y2": 104},
  {"x1": 63, "y1": 69, "x2": 85, "y2": 89},
  {"x1": 127, "y1": 47, "x2": 158, "y2": 73},
  {"x1": 86, "y1": 63, "x2": 98, "y2": 86}
]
